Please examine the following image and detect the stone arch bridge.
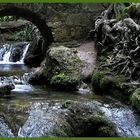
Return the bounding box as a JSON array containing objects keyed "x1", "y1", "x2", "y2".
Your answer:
[{"x1": 0, "y1": 3, "x2": 106, "y2": 45}]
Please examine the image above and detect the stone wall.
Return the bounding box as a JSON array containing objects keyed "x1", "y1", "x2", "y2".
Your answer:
[{"x1": 0, "y1": 3, "x2": 108, "y2": 42}]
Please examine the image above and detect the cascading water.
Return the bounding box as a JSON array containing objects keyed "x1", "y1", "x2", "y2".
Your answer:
[
  {"x1": 0, "y1": 42, "x2": 33, "y2": 92},
  {"x1": 0, "y1": 117, "x2": 14, "y2": 137},
  {"x1": 99, "y1": 100, "x2": 140, "y2": 137},
  {"x1": 1, "y1": 44, "x2": 12, "y2": 62},
  {"x1": 0, "y1": 42, "x2": 29, "y2": 64},
  {"x1": 77, "y1": 100, "x2": 140, "y2": 137},
  {"x1": 0, "y1": 73, "x2": 33, "y2": 93},
  {"x1": 20, "y1": 44, "x2": 30, "y2": 63},
  {"x1": 1, "y1": 42, "x2": 140, "y2": 137}
]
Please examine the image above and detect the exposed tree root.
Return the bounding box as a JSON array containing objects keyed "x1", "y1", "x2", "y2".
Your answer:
[{"x1": 93, "y1": 3, "x2": 140, "y2": 82}]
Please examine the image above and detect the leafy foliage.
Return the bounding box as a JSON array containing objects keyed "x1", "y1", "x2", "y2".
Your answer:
[
  {"x1": 15, "y1": 24, "x2": 34, "y2": 41},
  {"x1": 117, "y1": 4, "x2": 136, "y2": 21},
  {"x1": 0, "y1": 16, "x2": 23, "y2": 22}
]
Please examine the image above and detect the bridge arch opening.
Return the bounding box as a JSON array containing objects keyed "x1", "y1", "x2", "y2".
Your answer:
[
  {"x1": 0, "y1": 7, "x2": 54, "y2": 66},
  {"x1": 0, "y1": 7, "x2": 53, "y2": 46}
]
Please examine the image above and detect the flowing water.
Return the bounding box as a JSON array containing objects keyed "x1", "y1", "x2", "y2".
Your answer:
[
  {"x1": 0, "y1": 42, "x2": 140, "y2": 137},
  {"x1": 0, "y1": 42, "x2": 29, "y2": 64}
]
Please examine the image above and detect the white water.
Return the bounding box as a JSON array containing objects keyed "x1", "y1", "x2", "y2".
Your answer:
[
  {"x1": 0, "y1": 73, "x2": 33, "y2": 93},
  {"x1": 2, "y1": 44, "x2": 12, "y2": 62},
  {"x1": 20, "y1": 44, "x2": 30, "y2": 63},
  {"x1": 0, "y1": 117, "x2": 14, "y2": 137},
  {"x1": 0, "y1": 43, "x2": 29, "y2": 64},
  {"x1": 0, "y1": 42, "x2": 33, "y2": 93},
  {"x1": 12, "y1": 85, "x2": 33, "y2": 92},
  {"x1": 100, "y1": 103, "x2": 140, "y2": 137},
  {"x1": 1, "y1": 42, "x2": 140, "y2": 137}
]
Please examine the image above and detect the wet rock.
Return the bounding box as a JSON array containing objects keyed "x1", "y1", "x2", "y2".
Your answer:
[
  {"x1": 24, "y1": 35, "x2": 46, "y2": 67},
  {"x1": 9, "y1": 48, "x2": 22, "y2": 62},
  {"x1": 62, "y1": 101, "x2": 117, "y2": 137},
  {"x1": 29, "y1": 46, "x2": 82, "y2": 91},
  {"x1": 18, "y1": 101, "x2": 73, "y2": 137},
  {"x1": 78, "y1": 82, "x2": 92, "y2": 94},
  {"x1": 1, "y1": 98, "x2": 140, "y2": 137},
  {"x1": 18, "y1": 100, "x2": 117, "y2": 137},
  {"x1": 0, "y1": 83, "x2": 15, "y2": 96},
  {"x1": 0, "y1": 100, "x2": 30, "y2": 136},
  {"x1": 91, "y1": 71, "x2": 133, "y2": 102},
  {"x1": 0, "y1": 117, "x2": 14, "y2": 137},
  {"x1": 131, "y1": 88, "x2": 140, "y2": 113}
]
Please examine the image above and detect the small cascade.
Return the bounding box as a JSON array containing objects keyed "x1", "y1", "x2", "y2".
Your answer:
[
  {"x1": 0, "y1": 42, "x2": 29, "y2": 64},
  {"x1": 0, "y1": 117, "x2": 14, "y2": 137},
  {"x1": 0, "y1": 73, "x2": 33, "y2": 93},
  {"x1": 12, "y1": 73, "x2": 33, "y2": 93},
  {"x1": 100, "y1": 102, "x2": 140, "y2": 137},
  {"x1": 2, "y1": 44, "x2": 12, "y2": 62},
  {"x1": 20, "y1": 44, "x2": 30, "y2": 63}
]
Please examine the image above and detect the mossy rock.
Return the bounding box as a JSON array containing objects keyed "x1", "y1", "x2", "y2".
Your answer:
[
  {"x1": 29, "y1": 45, "x2": 82, "y2": 91},
  {"x1": 0, "y1": 100, "x2": 30, "y2": 135},
  {"x1": 98, "y1": 126, "x2": 116, "y2": 137},
  {"x1": 63, "y1": 101, "x2": 118, "y2": 137},
  {"x1": 92, "y1": 71, "x2": 134, "y2": 102},
  {"x1": 0, "y1": 84, "x2": 15, "y2": 96},
  {"x1": 50, "y1": 72, "x2": 81, "y2": 91},
  {"x1": 131, "y1": 88, "x2": 140, "y2": 113},
  {"x1": 76, "y1": 116, "x2": 117, "y2": 137},
  {"x1": 91, "y1": 71, "x2": 105, "y2": 94},
  {"x1": 92, "y1": 71, "x2": 119, "y2": 94}
]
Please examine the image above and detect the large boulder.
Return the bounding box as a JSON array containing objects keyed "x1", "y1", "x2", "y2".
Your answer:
[
  {"x1": 0, "y1": 83, "x2": 15, "y2": 96},
  {"x1": 18, "y1": 100, "x2": 117, "y2": 137},
  {"x1": 62, "y1": 100, "x2": 117, "y2": 137},
  {"x1": 29, "y1": 45, "x2": 82, "y2": 91},
  {"x1": 91, "y1": 70, "x2": 134, "y2": 102}
]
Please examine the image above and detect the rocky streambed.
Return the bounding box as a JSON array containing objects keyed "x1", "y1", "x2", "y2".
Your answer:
[{"x1": 1, "y1": 94, "x2": 140, "y2": 137}]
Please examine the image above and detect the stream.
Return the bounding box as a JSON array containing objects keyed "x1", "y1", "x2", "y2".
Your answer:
[{"x1": 0, "y1": 42, "x2": 140, "y2": 137}]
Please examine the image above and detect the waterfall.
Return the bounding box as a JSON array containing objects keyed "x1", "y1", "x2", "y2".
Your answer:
[
  {"x1": 2, "y1": 44, "x2": 12, "y2": 62},
  {"x1": 0, "y1": 43, "x2": 29, "y2": 64},
  {"x1": 100, "y1": 103, "x2": 140, "y2": 137},
  {"x1": 20, "y1": 44, "x2": 30, "y2": 63}
]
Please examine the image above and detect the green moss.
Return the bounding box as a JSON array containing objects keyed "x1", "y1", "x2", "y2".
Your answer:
[
  {"x1": 100, "y1": 76, "x2": 119, "y2": 91},
  {"x1": 92, "y1": 71, "x2": 105, "y2": 94},
  {"x1": 29, "y1": 45, "x2": 82, "y2": 91},
  {"x1": 98, "y1": 126, "x2": 115, "y2": 137},
  {"x1": 0, "y1": 16, "x2": 18, "y2": 22},
  {"x1": 92, "y1": 71, "x2": 134, "y2": 103},
  {"x1": 77, "y1": 115, "x2": 117, "y2": 137},
  {"x1": 117, "y1": 4, "x2": 136, "y2": 21},
  {"x1": 92, "y1": 71, "x2": 120, "y2": 94},
  {"x1": 131, "y1": 88, "x2": 140, "y2": 111},
  {"x1": 50, "y1": 72, "x2": 81, "y2": 91}
]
